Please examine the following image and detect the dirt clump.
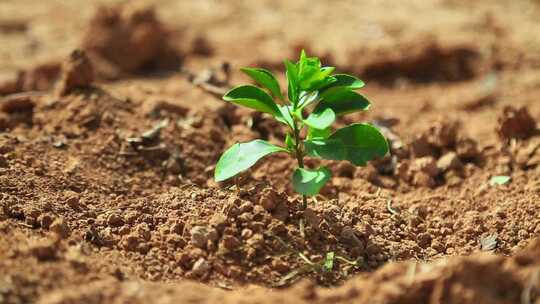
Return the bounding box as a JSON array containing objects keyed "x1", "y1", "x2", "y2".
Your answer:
[
  {"x1": 81, "y1": 3, "x2": 181, "y2": 77},
  {"x1": 355, "y1": 39, "x2": 483, "y2": 86},
  {"x1": 390, "y1": 118, "x2": 480, "y2": 188},
  {"x1": 497, "y1": 106, "x2": 537, "y2": 140},
  {"x1": 55, "y1": 50, "x2": 94, "y2": 96}
]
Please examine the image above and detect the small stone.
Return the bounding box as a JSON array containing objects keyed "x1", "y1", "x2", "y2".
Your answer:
[
  {"x1": 271, "y1": 259, "x2": 290, "y2": 273},
  {"x1": 171, "y1": 221, "x2": 184, "y2": 234},
  {"x1": 191, "y1": 258, "x2": 211, "y2": 276},
  {"x1": 207, "y1": 228, "x2": 219, "y2": 242},
  {"x1": 413, "y1": 157, "x2": 439, "y2": 177},
  {"x1": 64, "y1": 191, "x2": 80, "y2": 210},
  {"x1": 135, "y1": 223, "x2": 151, "y2": 241},
  {"x1": 395, "y1": 161, "x2": 411, "y2": 181},
  {"x1": 190, "y1": 226, "x2": 209, "y2": 249},
  {"x1": 241, "y1": 228, "x2": 253, "y2": 239},
  {"x1": 445, "y1": 171, "x2": 463, "y2": 187},
  {"x1": 55, "y1": 49, "x2": 94, "y2": 96},
  {"x1": 237, "y1": 212, "x2": 253, "y2": 222},
  {"x1": 412, "y1": 172, "x2": 435, "y2": 188},
  {"x1": 497, "y1": 106, "x2": 537, "y2": 140},
  {"x1": 28, "y1": 239, "x2": 57, "y2": 261},
  {"x1": 456, "y1": 138, "x2": 479, "y2": 159},
  {"x1": 341, "y1": 226, "x2": 364, "y2": 249},
  {"x1": 410, "y1": 134, "x2": 435, "y2": 158},
  {"x1": 431, "y1": 240, "x2": 446, "y2": 253},
  {"x1": 50, "y1": 218, "x2": 70, "y2": 238},
  {"x1": 239, "y1": 201, "x2": 253, "y2": 213},
  {"x1": 210, "y1": 213, "x2": 227, "y2": 230},
  {"x1": 0, "y1": 96, "x2": 34, "y2": 113},
  {"x1": 273, "y1": 202, "x2": 289, "y2": 221},
  {"x1": 222, "y1": 235, "x2": 240, "y2": 250},
  {"x1": 417, "y1": 232, "x2": 432, "y2": 248},
  {"x1": 138, "y1": 243, "x2": 150, "y2": 254},
  {"x1": 437, "y1": 152, "x2": 462, "y2": 172},
  {"x1": 259, "y1": 188, "x2": 277, "y2": 211},
  {"x1": 122, "y1": 234, "x2": 140, "y2": 252},
  {"x1": 38, "y1": 214, "x2": 54, "y2": 229},
  {"x1": 119, "y1": 226, "x2": 131, "y2": 235},
  {"x1": 304, "y1": 208, "x2": 321, "y2": 229},
  {"x1": 107, "y1": 213, "x2": 125, "y2": 228},
  {"x1": 429, "y1": 119, "x2": 459, "y2": 148}
]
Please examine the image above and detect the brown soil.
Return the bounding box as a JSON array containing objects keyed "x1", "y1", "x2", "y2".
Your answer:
[{"x1": 1, "y1": 1, "x2": 540, "y2": 303}]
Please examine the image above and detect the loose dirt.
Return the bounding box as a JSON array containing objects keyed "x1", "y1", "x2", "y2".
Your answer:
[{"x1": 0, "y1": 1, "x2": 539, "y2": 303}]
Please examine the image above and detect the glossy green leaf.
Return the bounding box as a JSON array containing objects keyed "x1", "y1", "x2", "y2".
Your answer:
[
  {"x1": 276, "y1": 105, "x2": 294, "y2": 127},
  {"x1": 215, "y1": 140, "x2": 287, "y2": 182},
  {"x1": 321, "y1": 74, "x2": 365, "y2": 92},
  {"x1": 298, "y1": 91, "x2": 319, "y2": 109},
  {"x1": 305, "y1": 123, "x2": 389, "y2": 166},
  {"x1": 304, "y1": 108, "x2": 335, "y2": 130},
  {"x1": 309, "y1": 75, "x2": 336, "y2": 91},
  {"x1": 292, "y1": 167, "x2": 331, "y2": 196},
  {"x1": 307, "y1": 126, "x2": 332, "y2": 139},
  {"x1": 315, "y1": 89, "x2": 370, "y2": 116},
  {"x1": 297, "y1": 50, "x2": 337, "y2": 91},
  {"x1": 285, "y1": 60, "x2": 299, "y2": 105},
  {"x1": 241, "y1": 67, "x2": 284, "y2": 100},
  {"x1": 223, "y1": 85, "x2": 281, "y2": 118}
]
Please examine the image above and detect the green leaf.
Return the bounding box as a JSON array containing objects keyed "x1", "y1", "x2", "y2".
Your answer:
[
  {"x1": 276, "y1": 105, "x2": 294, "y2": 127},
  {"x1": 298, "y1": 91, "x2": 319, "y2": 109},
  {"x1": 305, "y1": 138, "x2": 346, "y2": 160},
  {"x1": 309, "y1": 75, "x2": 336, "y2": 91},
  {"x1": 307, "y1": 126, "x2": 332, "y2": 139},
  {"x1": 323, "y1": 252, "x2": 335, "y2": 272},
  {"x1": 315, "y1": 89, "x2": 370, "y2": 116},
  {"x1": 292, "y1": 167, "x2": 331, "y2": 196},
  {"x1": 304, "y1": 108, "x2": 335, "y2": 130},
  {"x1": 241, "y1": 67, "x2": 284, "y2": 100},
  {"x1": 321, "y1": 74, "x2": 365, "y2": 92},
  {"x1": 297, "y1": 51, "x2": 337, "y2": 91},
  {"x1": 223, "y1": 85, "x2": 282, "y2": 118},
  {"x1": 305, "y1": 123, "x2": 389, "y2": 166},
  {"x1": 489, "y1": 175, "x2": 511, "y2": 186},
  {"x1": 285, "y1": 60, "x2": 299, "y2": 105},
  {"x1": 215, "y1": 140, "x2": 287, "y2": 182}
]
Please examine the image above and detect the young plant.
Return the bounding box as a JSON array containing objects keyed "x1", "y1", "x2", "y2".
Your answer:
[{"x1": 215, "y1": 51, "x2": 388, "y2": 208}]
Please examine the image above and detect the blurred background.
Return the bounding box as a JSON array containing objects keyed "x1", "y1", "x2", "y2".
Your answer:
[{"x1": 1, "y1": 0, "x2": 540, "y2": 140}]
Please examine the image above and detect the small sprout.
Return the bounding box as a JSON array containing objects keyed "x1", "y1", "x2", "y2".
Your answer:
[
  {"x1": 323, "y1": 251, "x2": 335, "y2": 272},
  {"x1": 489, "y1": 175, "x2": 511, "y2": 186},
  {"x1": 215, "y1": 50, "x2": 389, "y2": 207},
  {"x1": 386, "y1": 198, "x2": 400, "y2": 215}
]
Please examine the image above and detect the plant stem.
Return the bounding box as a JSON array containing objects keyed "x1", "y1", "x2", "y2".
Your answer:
[{"x1": 292, "y1": 120, "x2": 308, "y2": 210}]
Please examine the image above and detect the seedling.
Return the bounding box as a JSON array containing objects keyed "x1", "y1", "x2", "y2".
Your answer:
[{"x1": 215, "y1": 51, "x2": 389, "y2": 207}]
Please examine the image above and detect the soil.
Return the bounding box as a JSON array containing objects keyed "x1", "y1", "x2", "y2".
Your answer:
[{"x1": 1, "y1": 1, "x2": 540, "y2": 303}]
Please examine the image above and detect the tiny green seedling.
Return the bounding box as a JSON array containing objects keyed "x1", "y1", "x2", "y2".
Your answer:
[
  {"x1": 215, "y1": 50, "x2": 389, "y2": 207},
  {"x1": 489, "y1": 175, "x2": 511, "y2": 186}
]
